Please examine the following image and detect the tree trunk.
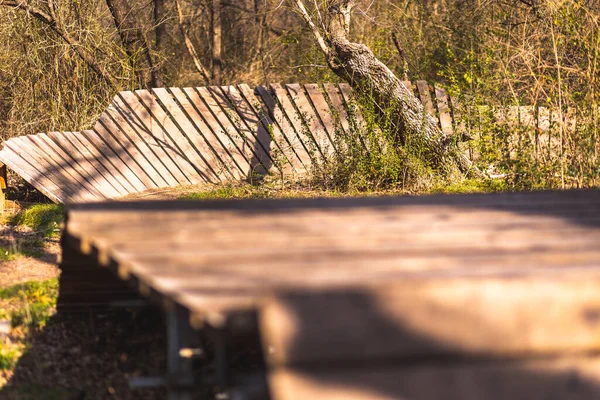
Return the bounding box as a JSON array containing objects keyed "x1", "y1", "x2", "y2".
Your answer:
[
  {"x1": 105, "y1": 0, "x2": 160, "y2": 87},
  {"x1": 295, "y1": 0, "x2": 479, "y2": 176},
  {"x1": 211, "y1": 0, "x2": 222, "y2": 84}
]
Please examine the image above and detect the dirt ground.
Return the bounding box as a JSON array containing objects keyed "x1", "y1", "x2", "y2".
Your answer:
[
  {"x1": 0, "y1": 207, "x2": 168, "y2": 399},
  {"x1": 0, "y1": 225, "x2": 60, "y2": 288}
]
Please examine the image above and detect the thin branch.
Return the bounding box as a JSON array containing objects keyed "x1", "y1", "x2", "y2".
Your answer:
[
  {"x1": 391, "y1": 31, "x2": 408, "y2": 81},
  {"x1": 294, "y1": 0, "x2": 329, "y2": 58},
  {"x1": 0, "y1": 0, "x2": 116, "y2": 87},
  {"x1": 174, "y1": 0, "x2": 211, "y2": 83}
]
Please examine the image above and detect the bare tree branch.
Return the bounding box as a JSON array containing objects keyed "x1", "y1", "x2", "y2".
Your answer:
[
  {"x1": 0, "y1": 0, "x2": 116, "y2": 87},
  {"x1": 294, "y1": 0, "x2": 330, "y2": 60},
  {"x1": 174, "y1": 0, "x2": 211, "y2": 83}
]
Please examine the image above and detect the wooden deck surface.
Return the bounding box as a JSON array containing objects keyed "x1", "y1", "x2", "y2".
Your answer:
[{"x1": 60, "y1": 189, "x2": 600, "y2": 399}]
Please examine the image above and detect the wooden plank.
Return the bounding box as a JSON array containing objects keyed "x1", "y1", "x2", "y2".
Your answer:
[
  {"x1": 202, "y1": 86, "x2": 270, "y2": 178},
  {"x1": 237, "y1": 84, "x2": 301, "y2": 175},
  {"x1": 304, "y1": 84, "x2": 338, "y2": 151},
  {"x1": 0, "y1": 146, "x2": 66, "y2": 203},
  {"x1": 34, "y1": 133, "x2": 106, "y2": 200},
  {"x1": 416, "y1": 80, "x2": 435, "y2": 118},
  {"x1": 152, "y1": 88, "x2": 223, "y2": 182},
  {"x1": 169, "y1": 88, "x2": 237, "y2": 180},
  {"x1": 194, "y1": 87, "x2": 255, "y2": 178},
  {"x1": 327, "y1": 83, "x2": 370, "y2": 152},
  {"x1": 269, "y1": 357, "x2": 600, "y2": 400},
  {"x1": 270, "y1": 83, "x2": 322, "y2": 161},
  {"x1": 260, "y1": 276, "x2": 600, "y2": 366},
  {"x1": 64, "y1": 131, "x2": 133, "y2": 196},
  {"x1": 434, "y1": 85, "x2": 453, "y2": 136},
  {"x1": 181, "y1": 87, "x2": 247, "y2": 179},
  {"x1": 138, "y1": 89, "x2": 211, "y2": 184},
  {"x1": 47, "y1": 132, "x2": 123, "y2": 199},
  {"x1": 286, "y1": 83, "x2": 334, "y2": 156},
  {"x1": 116, "y1": 91, "x2": 190, "y2": 185},
  {"x1": 0, "y1": 162, "x2": 5, "y2": 190},
  {"x1": 97, "y1": 110, "x2": 167, "y2": 189},
  {"x1": 21, "y1": 135, "x2": 96, "y2": 202},
  {"x1": 323, "y1": 83, "x2": 350, "y2": 135},
  {"x1": 338, "y1": 83, "x2": 373, "y2": 149},
  {"x1": 255, "y1": 85, "x2": 312, "y2": 170},
  {"x1": 82, "y1": 129, "x2": 147, "y2": 194},
  {"x1": 217, "y1": 85, "x2": 282, "y2": 175}
]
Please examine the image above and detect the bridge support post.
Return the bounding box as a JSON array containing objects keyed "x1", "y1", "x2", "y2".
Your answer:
[
  {"x1": 0, "y1": 163, "x2": 6, "y2": 215},
  {"x1": 167, "y1": 307, "x2": 198, "y2": 400}
]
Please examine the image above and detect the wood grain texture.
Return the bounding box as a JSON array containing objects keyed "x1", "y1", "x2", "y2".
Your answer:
[
  {"x1": 60, "y1": 190, "x2": 600, "y2": 359},
  {"x1": 269, "y1": 357, "x2": 600, "y2": 400},
  {"x1": 57, "y1": 190, "x2": 600, "y2": 398}
]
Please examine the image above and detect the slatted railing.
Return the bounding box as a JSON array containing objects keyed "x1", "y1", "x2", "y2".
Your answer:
[{"x1": 0, "y1": 81, "x2": 461, "y2": 204}]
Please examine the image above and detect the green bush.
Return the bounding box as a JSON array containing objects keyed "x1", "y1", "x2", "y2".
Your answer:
[{"x1": 11, "y1": 204, "x2": 64, "y2": 238}]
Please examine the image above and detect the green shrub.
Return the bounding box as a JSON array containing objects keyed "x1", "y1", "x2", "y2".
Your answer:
[{"x1": 11, "y1": 204, "x2": 64, "y2": 238}]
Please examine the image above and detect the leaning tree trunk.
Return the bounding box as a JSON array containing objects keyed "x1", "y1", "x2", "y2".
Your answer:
[{"x1": 295, "y1": 0, "x2": 479, "y2": 176}]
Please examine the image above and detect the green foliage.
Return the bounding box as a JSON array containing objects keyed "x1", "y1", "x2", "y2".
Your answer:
[
  {"x1": 0, "y1": 279, "x2": 58, "y2": 330},
  {"x1": 0, "y1": 246, "x2": 20, "y2": 262},
  {"x1": 309, "y1": 90, "x2": 461, "y2": 193},
  {"x1": 0, "y1": 342, "x2": 21, "y2": 371},
  {"x1": 11, "y1": 204, "x2": 64, "y2": 238},
  {"x1": 182, "y1": 183, "x2": 271, "y2": 200}
]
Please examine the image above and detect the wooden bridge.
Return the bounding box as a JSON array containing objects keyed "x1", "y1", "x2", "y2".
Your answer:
[{"x1": 60, "y1": 190, "x2": 600, "y2": 399}]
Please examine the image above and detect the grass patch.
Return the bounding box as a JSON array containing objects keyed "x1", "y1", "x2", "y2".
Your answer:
[
  {"x1": 182, "y1": 183, "x2": 272, "y2": 200},
  {"x1": 0, "y1": 246, "x2": 20, "y2": 262},
  {"x1": 427, "y1": 178, "x2": 509, "y2": 194},
  {"x1": 0, "y1": 279, "x2": 58, "y2": 388},
  {"x1": 10, "y1": 204, "x2": 64, "y2": 238},
  {"x1": 0, "y1": 279, "x2": 58, "y2": 329},
  {"x1": 0, "y1": 342, "x2": 21, "y2": 371}
]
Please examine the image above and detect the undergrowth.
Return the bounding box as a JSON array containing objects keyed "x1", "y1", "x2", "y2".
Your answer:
[
  {"x1": 10, "y1": 204, "x2": 64, "y2": 239},
  {"x1": 0, "y1": 279, "x2": 58, "y2": 383},
  {"x1": 306, "y1": 87, "x2": 470, "y2": 193}
]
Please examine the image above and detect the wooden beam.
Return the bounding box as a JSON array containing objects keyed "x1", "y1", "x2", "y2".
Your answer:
[{"x1": 0, "y1": 162, "x2": 5, "y2": 214}]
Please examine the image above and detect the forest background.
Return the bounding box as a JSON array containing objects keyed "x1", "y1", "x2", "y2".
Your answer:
[{"x1": 0, "y1": 0, "x2": 599, "y2": 191}]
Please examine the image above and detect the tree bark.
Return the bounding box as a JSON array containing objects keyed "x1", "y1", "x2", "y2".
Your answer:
[
  {"x1": 211, "y1": 0, "x2": 222, "y2": 84},
  {"x1": 295, "y1": 0, "x2": 479, "y2": 176},
  {"x1": 105, "y1": 0, "x2": 160, "y2": 87}
]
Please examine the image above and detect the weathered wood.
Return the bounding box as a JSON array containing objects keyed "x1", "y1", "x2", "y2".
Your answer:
[
  {"x1": 82, "y1": 129, "x2": 147, "y2": 193},
  {"x1": 416, "y1": 80, "x2": 435, "y2": 118},
  {"x1": 56, "y1": 189, "x2": 600, "y2": 398},
  {"x1": 47, "y1": 132, "x2": 122, "y2": 199},
  {"x1": 180, "y1": 87, "x2": 247, "y2": 179},
  {"x1": 63, "y1": 131, "x2": 131, "y2": 196},
  {"x1": 218, "y1": 85, "x2": 283, "y2": 175},
  {"x1": 286, "y1": 83, "x2": 335, "y2": 156},
  {"x1": 269, "y1": 357, "x2": 600, "y2": 400},
  {"x1": 0, "y1": 82, "x2": 581, "y2": 204},
  {"x1": 0, "y1": 143, "x2": 67, "y2": 203},
  {"x1": 98, "y1": 106, "x2": 171, "y2": 189},
  {"x1": 115, "y1": 91, "x2": 190, "y2": 185},
  {"x1": 255, "y1": 85, "x2": 312, "y2": 169},
  {"x1": 152, "y1": 88, "x2": 224, "y2": 182},
  {"x1": 195, "y1": 87, "x2": 255, "y2": 177},
  {"x1": 137, "y1": 89, "x2": 210, "y2": 184},
  {"x1": 434, "y1": 85, "x2": 453, "y2": 136},
  {"x1": 238, "y1": 84, "x2": 301, "y2": 175},
  {"x1": 168, "y1": 87, "x2": 236, "y2": 180},
  {"x1": 11, "y1": 136, "x2": 90, "y2": 202}
]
